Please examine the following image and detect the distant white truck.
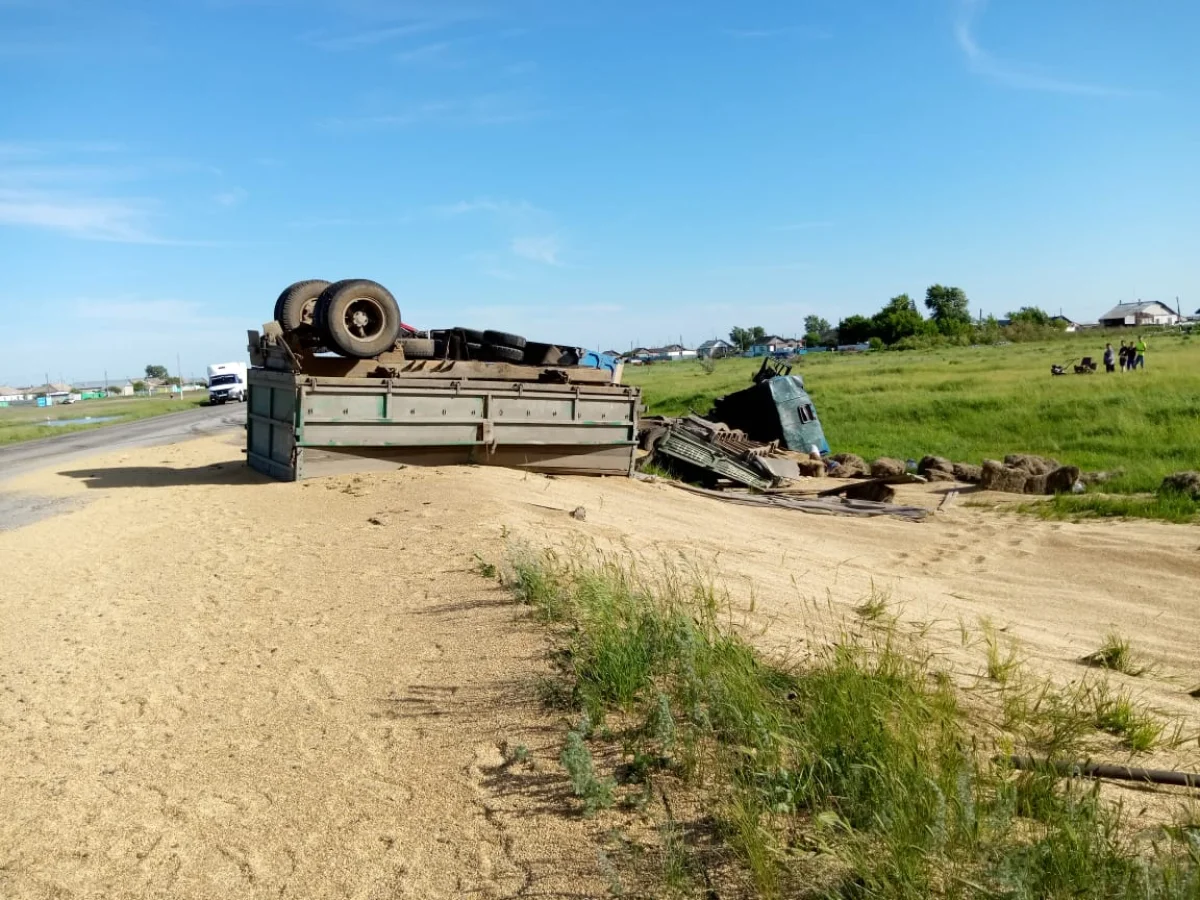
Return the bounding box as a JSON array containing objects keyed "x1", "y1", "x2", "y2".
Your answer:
[{"x1": 207, "y1": 362, "x2": 248, "y2": 404}]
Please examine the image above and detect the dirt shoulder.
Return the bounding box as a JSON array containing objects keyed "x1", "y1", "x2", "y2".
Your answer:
[
  {"x1": 0, "y1": 437, "x2": 607, "y2": 899},
  {"x1": 3, "y1": 436, "x2": 1199, "y2": 897}
]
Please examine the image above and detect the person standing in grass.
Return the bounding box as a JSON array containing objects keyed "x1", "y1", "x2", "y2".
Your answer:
[
  {"x1": 1103, "y1": 342, "x2": 1116, "y2": 373},
  {"x1": 1134, "y1": 335, "x2": 1147, "y2": 369},
  {"x1": 1117, "y1": 340, "x2": 1127, "y2": 370}
]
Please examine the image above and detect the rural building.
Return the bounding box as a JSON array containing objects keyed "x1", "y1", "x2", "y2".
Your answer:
[
  {"x1": 0, "y1": 386, "x2": 26, "y2": 403},
  {"x1": 1098, "y1": 301, "x2": 1180, "y2": 328},
  {"x1": 750, "y1": 336, "x2": 800, "y2": 357},
  {"x1": 696, "y1": 339, "x2": 734, "y2": 358},
  {"x1": 648, "y1": 344, "x2": 697, "y2": 360},
  {"x1": 32, "y1": 382, "x2": 73, "y2": 398},
  {"x1": 1049, "y1": 315, "x2": 1079, "y2": 332}
]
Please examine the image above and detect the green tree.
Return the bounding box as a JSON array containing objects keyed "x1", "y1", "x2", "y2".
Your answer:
[
  {"x1": 804, "y1": 315, "x2": 831, "y2": 338},
  {"x1": 145, "y1": 364, "x2": 169, "y2": 380},
  {"x1": 132, "y1": 380, "x2": 147, "y2": 393},
  {"x1": 1007, "y1": 306, "x2": 1051, "y2": 326},
  {"x1": 924, "y1": 285, "x2": 972, "y2": 335},
  {"x1": 872, "y1": 294, "x2": 930, "y2": 345},
  {"x1": 804, "y1": 331, "x2": 823, "y2": 348},
  {"x1": 836, "y1": 314, "x2": 874, "y2": 345},
  {"x1": 729, "y1": 326, "x2": 768, "y2": 352}
]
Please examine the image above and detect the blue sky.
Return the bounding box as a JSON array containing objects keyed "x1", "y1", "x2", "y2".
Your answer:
[{"x1": 2, "y1": 0, "x2": 1198, "y2": 384}]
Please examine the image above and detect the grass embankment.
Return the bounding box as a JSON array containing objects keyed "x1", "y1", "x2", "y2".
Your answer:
[
  {"x1": 0, "y1": 395, "x2": 211, "y2": 446},
  {"x1": 624, "y1": 332, "x2": 1200, "y2": 519},
  {"x1": 503, "y1": 550, "x2": 1199, "y2": 899}
]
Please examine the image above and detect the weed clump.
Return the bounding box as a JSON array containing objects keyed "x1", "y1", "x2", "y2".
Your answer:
[{"x1": 1081, "y1": 632, "x2": 1149, "y2": 676}]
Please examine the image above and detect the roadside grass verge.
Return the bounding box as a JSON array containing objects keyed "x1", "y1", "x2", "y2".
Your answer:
[
  {"x1": 0, "y1": 395, "x2": 211, "y2": 446},
  {"x1": 502, "y1": 548, "x2": 1200, "y2": 898},
  {"x1": 1022, "y1": 492, "x2": 1200, "y2": 525}
]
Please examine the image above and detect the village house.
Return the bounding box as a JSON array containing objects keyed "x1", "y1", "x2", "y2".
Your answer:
[{"x1": 1098, "y1": 301, "x2": 1180, "y2": 328}]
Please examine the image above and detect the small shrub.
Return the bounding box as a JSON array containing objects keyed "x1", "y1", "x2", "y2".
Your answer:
[
  {"x1": 473, "y1": 554, "x2": 498, "y2": 579},
  {"x1": 561, "y1": 728, "x2": 615, "y2": 814}
]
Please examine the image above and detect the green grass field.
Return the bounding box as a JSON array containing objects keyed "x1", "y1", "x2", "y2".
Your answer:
[
  {"x1": 0, "y1": 394, "x2": 211, "y2": 447},
  {"x1": 624, "y1": 331, "x2": 1200, "y2": 496}
]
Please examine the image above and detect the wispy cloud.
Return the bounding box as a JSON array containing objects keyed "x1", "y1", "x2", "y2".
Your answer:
[
  {"x1": 954, "y1": 0, "x2": 1138, "y2": 97},
  {"x1": 0, "y1": 142, "x2": 224, "y2": 244},
  {"x1": 306, "y1": 20, "x2": 446, "y2": 51},
  {"x1": 394, "y1": 40, "x2": 454, "y2": 65},
  {"x1": 511, "y1": 234, "x2": 562, "y2": 266},
  {"x1": 723, "y1": 26, "x2": 830, "y2": 40},
  {"x1": 0, "y1": 188, "x2": 174, "y2": 243},
  {"x1": 432, "y1": 197, "x2": 542, "y2": 218},
  {"x1": 214, "y1": 186, "x2": 247, "y2": 207},
  {"x1": 321, "y1": 93, "x2": 545, "y2": 130}
]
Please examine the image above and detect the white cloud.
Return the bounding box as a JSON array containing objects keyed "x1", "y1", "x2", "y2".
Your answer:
[
  {"x1": 954, "y1": 0, "x2": 1138, "y2": 97},
  {"x1": 511, "y1": 234, "x2": 561, "y2": 265},
  {"x1": 214, "y1": 186, "x2": 248, "y2": 207},
  {"x1": 0, "y1": 188, "x2": 157, "y2": 242}
]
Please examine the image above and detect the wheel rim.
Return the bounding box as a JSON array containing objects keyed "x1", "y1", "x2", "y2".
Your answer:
[{"x1": 342, "y1": 296, "x2": 386, "y2": 341}]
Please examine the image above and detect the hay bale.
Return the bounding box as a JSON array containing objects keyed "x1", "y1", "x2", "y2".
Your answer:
[
  {"x1": 870, "y1": 457, "x2": 907, "y2": 477},
  {"x1": 925, "y1": 469, "x2": 957, "y2": 482},
  {"x1": 830, "y1": 453, "x2": 870, "y2": 478},
  {"x1": 918, "y1": 455, "x2": 953, "y2": 476},
  {"x1": 1046, "y1": 465, "x2": 1081, "y2": 494},
  {"x1": 795, "y1": 459, "x2": 825, "y2": 478},
  {"x1": 1004, "y1": 453, "x2": 1060, "y2": 475},
  {"x1": 980, "y1": 459, "x2": 1029, "y2": 493},
  {"x1": 842, "y1": 481, "x2": 896, "y2": 503},
  {"x1": 952, "y1": 463, "x2": 983, "y2": 484},
  {"x1": 1023, "y1": 465, "x2": 1081, "y2": 495},
  {"x1": 1161, "y1": 471, "x2": 1200, "y2": 499}
]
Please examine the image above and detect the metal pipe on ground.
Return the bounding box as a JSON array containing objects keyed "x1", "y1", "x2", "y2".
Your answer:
[{"x1": 999, "y1": 755, "x2": 1200, "y2": 789}]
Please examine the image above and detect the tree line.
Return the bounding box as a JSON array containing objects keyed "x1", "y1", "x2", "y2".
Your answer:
[{"x1": 728, "y1": 287, "x2": 1068, "y2": 354}]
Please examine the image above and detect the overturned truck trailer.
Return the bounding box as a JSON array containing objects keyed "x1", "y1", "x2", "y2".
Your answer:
[{"x1": 246, "y1": 328, "x2": 639, "y2": 480}]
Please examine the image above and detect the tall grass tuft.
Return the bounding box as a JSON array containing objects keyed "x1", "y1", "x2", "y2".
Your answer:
[{"x1": 503, "y1": 548, "x2": 1200, "y2": 898}]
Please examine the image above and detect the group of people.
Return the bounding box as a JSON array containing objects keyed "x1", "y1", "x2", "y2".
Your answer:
[{"x1": 1103, "y1": 337, "x2": 1147, "y2": 373}]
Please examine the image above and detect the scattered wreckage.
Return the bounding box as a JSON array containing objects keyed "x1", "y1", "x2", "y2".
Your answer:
[{"x1": 244, "y1": 280, "x2": 1104, "y2": 522}]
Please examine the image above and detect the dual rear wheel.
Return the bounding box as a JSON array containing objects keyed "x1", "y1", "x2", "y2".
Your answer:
[{"x1": 274, "y1": 279, "x2": 402, "y2": 359}]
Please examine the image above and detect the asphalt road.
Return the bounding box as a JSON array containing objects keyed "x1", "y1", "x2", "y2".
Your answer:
[{"x1": 0, "y1": 403, "x2": 246, "y2": 484}]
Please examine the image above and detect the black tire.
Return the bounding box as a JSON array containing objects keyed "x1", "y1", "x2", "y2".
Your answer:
[
  {"x1": 274, "y1": 279, "x2": 331, "y2": 332},
  {"x1": 315, "y1": 279, "x2": 402, "y2": 359},
  {"x1": 466, "y1": 342, "x2": 483, "y2": 356},
  {"x1": 455, "y1": 327, "x2": 485, "y2": 343},
  {"x1": 487, "y1": 344, "x2": 525, "y2": 363},
  {"x1": 522, "y1": 341, "x2": 558, "y2": 365},
  {"x1": 483, "y1": 330, "x2": 526, "y2": 350},
  {"x1": 399, "y1": 338, "x2": 438, "y2": 359}
]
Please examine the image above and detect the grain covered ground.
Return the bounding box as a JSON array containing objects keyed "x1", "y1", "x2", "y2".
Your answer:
[{"x1": 2, "y1": 435, "x2": 1199, "y2": 898}]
